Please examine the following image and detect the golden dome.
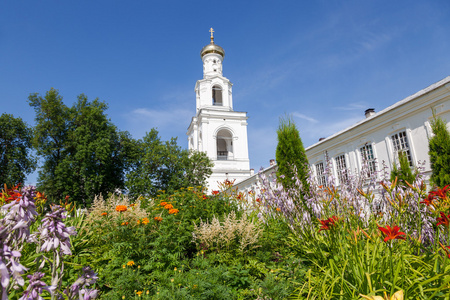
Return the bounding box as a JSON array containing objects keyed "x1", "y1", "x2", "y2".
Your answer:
[{"x1": 200, "y1": 28, "x2": 225, "y2": 58}]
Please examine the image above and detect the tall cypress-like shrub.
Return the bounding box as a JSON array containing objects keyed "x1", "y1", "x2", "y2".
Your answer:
[
  {"x1": 390, "y1": 151, "x2": 416, "y2": 188},
  {"x1": 429, "y1": 115, "x2": 450, "y2": 187},
  {"x1": 275, "y1": 115, "x2": 310, "y2": 195}
]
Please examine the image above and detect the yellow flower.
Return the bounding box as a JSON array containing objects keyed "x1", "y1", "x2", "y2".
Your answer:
[
  {"x1": 360, "y1": 290, "x2": 403, "y2": 300},
  {"x1": 138, "y1": 265, "x2": 140, "y2": 268},
  {"x1": 146, "y1": 290, "x2": 149, "y2": 295},
  {"x1": 136, "y1": 291, "x2": 143, "y2": 296},
  {"x1": 171, "y1": 278, "x2": 174, "y2": 282},
  {"x1": 122, "y1": 265, "x2": 125, "y2": 268},
  {"x1": 122, "y1": 296, "x2": 125, "y2": 299},
  {"x1": 174, "y1": 267, "x2": 177, "y2": 271},
  {"x1": 127, "y1": 261, "x2": 135, "y2": 266}
]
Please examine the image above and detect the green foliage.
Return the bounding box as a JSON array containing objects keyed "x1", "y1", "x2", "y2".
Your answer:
[
  {"x1": 0, "y1": 113, "x2": 36, "y2": 185},
  {"x1": 79, "y1": 188, "x2": 301, "y2": 299},
  {"x1": 283, "y1": 172, "x2": 450, "y2": 300},
  {"x1": 28, "y1": 88, "x2": 133, "y2": 206},
  {"x1": 126, "y1": 129, "x2": 213, "y2": 198},
  {"x1": 275, "y1": 115, "x2": 309, "y2": 194},
  {"x1": 429, "y1": 115, "x2": 450, "y2": 187},
  {"x1": 390, "y1": 151, "x2": 417, "y2": 187}
]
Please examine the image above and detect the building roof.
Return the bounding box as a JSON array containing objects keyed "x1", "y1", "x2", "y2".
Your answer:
[{"x1": 305, "y1": 76, "x2": 450, "y2": 151}]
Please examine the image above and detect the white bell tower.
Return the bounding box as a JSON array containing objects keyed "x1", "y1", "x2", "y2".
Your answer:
[{"x1": 187, "y1": 28, "x2": 251, "y2": 192}]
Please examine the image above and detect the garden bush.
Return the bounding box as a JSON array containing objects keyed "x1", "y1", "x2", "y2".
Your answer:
[{"x1": 4, "y1": 159, "x2": 450, "y2": 299}]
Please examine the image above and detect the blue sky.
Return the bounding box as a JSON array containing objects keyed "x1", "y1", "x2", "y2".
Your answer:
[{"x1": 1, "y1": 1, "x2": 450, "y2": 184}]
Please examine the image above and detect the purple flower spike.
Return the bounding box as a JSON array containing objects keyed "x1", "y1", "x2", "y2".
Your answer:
[
  {"x1": 1, "y1": 186, "x2": 38, "y2": 246},
  {"x1": 64, "y1": 266, "x2": 98, "y2": 300},
  {"x1": 19, "y1": 272, "x2": 56, "y2": 300},
  {"x1": 35, "y1": 205, "x2": 77, "y2": 255},
  {"x1": 0, "y1": 242, "x2": 27, "y2": 295},
  {"x1": 81, "y1": 289, "x2": 98, "y2": 300}
]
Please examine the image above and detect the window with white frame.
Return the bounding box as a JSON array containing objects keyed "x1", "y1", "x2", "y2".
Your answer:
[
  {"x1": 391, "y1": 131, "x2": 412, "y2": 165},
  {"x1": 315, "y1": 162, "x2": 326, "y2": 187},
  {"x1": 360, "y1": 144, "x2": 376, "y2": 176},
  {"x1": 335, "y1": 154, "x2": 347, "y2": 184}
]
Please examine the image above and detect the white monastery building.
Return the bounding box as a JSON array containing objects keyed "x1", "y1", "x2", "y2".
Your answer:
[
  {"x1": 187, "y1": 29, "x2": 252, "y2": 191},
  {"x1": 235, "y1": 76, "x2": 450, "y2": 194}
]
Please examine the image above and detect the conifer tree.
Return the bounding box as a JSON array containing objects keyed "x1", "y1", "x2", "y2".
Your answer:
[
  {"x1": 275, "y1": 115, "x2": 310, "y2": 195},
  {"x1": 390, "y1": 151, "x2": 417, "y2": 187},
  {"x1": 429, "y1": 115, "x2": 450, "y2": 187}
]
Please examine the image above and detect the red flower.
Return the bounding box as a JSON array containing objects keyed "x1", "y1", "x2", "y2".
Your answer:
[
  {"x1": 318, "y1": 216, "x2": 338, "y2": 232},
  {"x1": 212, "y1": 190, "x2": 219, "y2": 195},
  {"x1": 1, "y1": 184, "x2": 22, "y2": 203},
  {"x1": 436, "y1": 212, "x2": 450, "y2": 228},
  {"x1": 430, "y1": 185, "x2": 450, "y2": 200},
  {"x1": 420, "y1": 193, "x2": 435, "y2": 206},
  {"x1": 65, "y1": 195, "x2": 70, "y2": 201},
  {"x1": 256, "y1": 198, "x2": 261, "y2": 203},
  {"x1": 378, "y1": 225, "x2": 406, "y2": 242}
]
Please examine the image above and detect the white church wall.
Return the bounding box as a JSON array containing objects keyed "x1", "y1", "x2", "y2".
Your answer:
[{"x1": 235, "y1": 76, "x2": 450, "y2": 194}]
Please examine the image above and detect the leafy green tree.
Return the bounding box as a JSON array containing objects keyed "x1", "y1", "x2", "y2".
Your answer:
[
  {"x1": 429, "y1": 115, "x2": 450, "y2": 187},
  {"x1": 126, "y1": 129, "x2": 213, "y2": 198},
  {"x1": 28, "y1": 88, "x2": 69, "y2": 199},
  {"x1": 29, "y1": 88, "x2": 133, "y2": 206},
  {"x1": 0, "y1": 113, "x2": 36, "y2": 185},
  {"x1": 275, "y1": 115, "x2": 310, "y2": 195},
  {"x1": 390, "y1": 151, "x2": 417, "y2": 187}
]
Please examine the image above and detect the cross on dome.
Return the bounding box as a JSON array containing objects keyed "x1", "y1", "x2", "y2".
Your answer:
[{"x1": 209, "y1": 27, "x2": 215, "y2": 43}]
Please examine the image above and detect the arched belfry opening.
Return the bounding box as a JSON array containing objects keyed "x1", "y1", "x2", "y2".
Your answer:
[
  {"x1": 212, "y1": 85, "x2": 223, "y2": 106},
  {"x1": 216, "y1": 129, "x2": 233, "y2": 160}
]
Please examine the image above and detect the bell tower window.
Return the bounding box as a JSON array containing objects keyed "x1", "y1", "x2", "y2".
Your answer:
[
  {"x1": 212, "y1": 85, "x2": 223, "y2": 106},
  {"x1": 216, "y1": 129, "x2": 233, "y2": 160}
]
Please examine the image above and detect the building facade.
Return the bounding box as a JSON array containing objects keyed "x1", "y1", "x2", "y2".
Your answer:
[
  {"x1": 235, "y1": 76, "x2": 450, "y2": 194},
  {"x1": 187, "y1": 29, "x2": 251, "y2": 191}
]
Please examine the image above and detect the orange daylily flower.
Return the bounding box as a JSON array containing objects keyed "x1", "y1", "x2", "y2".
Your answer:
[
  {"x1": 1, "y1": 183, "x2": 22, "y2": 203},
  {"x1": 436, "y1": 212, "x2": 450, "y2": 228},
  {"x1": 378, "y1": 225, "x2": 406, "y2": 242},
  {"x1": 212, "y1": 190, "x2": 219, "y2": 195},
  {"x1": 420, "y1": 193, "x2": 435, "y2": 206},
  {"x1": 35, "y1": 191, "x2": 47, "y2": 201},
  {"x1": 318, "y1": 216, "x2": 338, "y2": 232},
  {"x1": 430, "y1": 185, "x2": 450, "y2": 200}
]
